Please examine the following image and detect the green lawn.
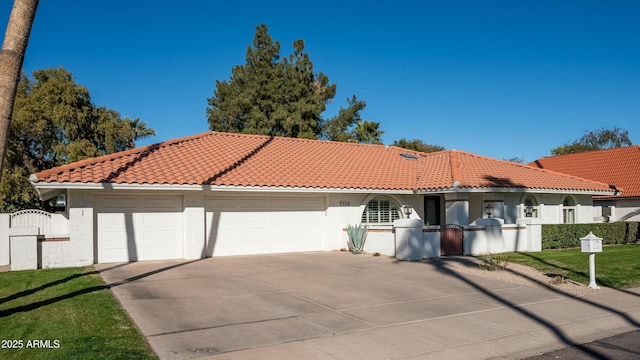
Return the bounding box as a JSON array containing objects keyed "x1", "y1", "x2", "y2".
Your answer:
[
  {"x1": 493, "y1": 244, "x2": 640, "y2": 289},
  {"x1": 0, "y1": 267, "x2": 156, "y2": 360}
]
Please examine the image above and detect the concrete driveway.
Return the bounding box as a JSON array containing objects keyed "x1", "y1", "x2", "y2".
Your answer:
[{"x1": 97, "y1": 252, "x2": 640, "y2": 360}]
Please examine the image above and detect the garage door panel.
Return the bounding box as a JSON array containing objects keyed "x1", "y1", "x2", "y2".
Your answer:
[
  {"x1": 96, "y1": 195, "x2": 183, "y2": 263},
  {"x1": 143, "y1": 230, "x2": 177, "y2": 243},
  {"x1": 99, "y1": 213, "x2": 128, "y2": 227},
  {"x1": 243, "y1": 212, "x2": 267, "y2": 224},
  {"x1": 205, "y1": 196, "x2": 324, "y2": 257},
  {"x1": 100, "y1": 231, "x2": 130, "y2": 244},
  {"x1": 269, "y1": 212, "x2": 290, "y2": 222},
  {"x1": 141, "y1": 213, "x2": 179, "y2": 228},
  {"x1": 296, "y1": 212, "x2": 321, "y2": 221}
]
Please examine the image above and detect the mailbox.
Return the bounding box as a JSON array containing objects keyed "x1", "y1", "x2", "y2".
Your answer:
[{"x1": 580, "y1": 232, "x2": 602, "y2": 253}]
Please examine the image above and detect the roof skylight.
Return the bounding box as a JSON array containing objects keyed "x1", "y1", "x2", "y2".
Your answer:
[{"x1": 400, "y1": 153, "x2": 418, "y2": 160}]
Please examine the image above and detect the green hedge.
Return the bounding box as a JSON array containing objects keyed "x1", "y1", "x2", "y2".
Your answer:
[{"x1": 541, "y1": 222, "x2": 639, "y2": 250}]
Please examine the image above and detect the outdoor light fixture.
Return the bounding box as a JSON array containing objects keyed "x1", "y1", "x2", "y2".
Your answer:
[
  {"x1": 524, "y1": 205, "x2": 534, "y2": 218},
  {"x1": 485, "y1": 203, "x2": 494, "y2": 218},
  {"x1": 403, "y1": 204, "x2": 413, "y2": 217}
]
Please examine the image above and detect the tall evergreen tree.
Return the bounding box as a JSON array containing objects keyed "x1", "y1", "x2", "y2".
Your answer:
[
  {"x1": 207, "y1": 24, "x2": 377, "y2": 141},
  {"x1": 323, "y1": 95, "x2": 366, "y2": 142}
]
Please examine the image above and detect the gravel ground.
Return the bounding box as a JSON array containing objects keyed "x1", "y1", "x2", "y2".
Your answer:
[{"x1": 441, "y1": 256, "x2": 611, "y2": 297}]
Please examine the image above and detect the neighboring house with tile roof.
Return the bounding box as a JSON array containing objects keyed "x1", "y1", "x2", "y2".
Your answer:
[
  {"x1": 530, "y1": 145, "x2": 640, "y2": 221},
  {"x1": 2, "y1": 131, "x2": 616, "y2": 269}
]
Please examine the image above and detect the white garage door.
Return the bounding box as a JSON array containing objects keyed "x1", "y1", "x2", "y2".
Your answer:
[
  {"x1": 95, "y1": 195, "x2": 184, "y2": 263},
  {"x1": 205, "y1": 196, "x2": 325, "y2": 256}
]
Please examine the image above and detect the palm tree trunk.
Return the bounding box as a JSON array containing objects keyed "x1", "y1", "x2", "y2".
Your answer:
[{"x1": 0, "y1": 0, "x2": 39, "y2": 182}]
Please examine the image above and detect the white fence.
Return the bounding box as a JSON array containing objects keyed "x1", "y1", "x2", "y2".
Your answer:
[
  {"x1": 10, "y1": 209, "x2": 53, "y2": 234},
  {"x1": 1, "y1": 210, "x2": 70, "y2": 269}
]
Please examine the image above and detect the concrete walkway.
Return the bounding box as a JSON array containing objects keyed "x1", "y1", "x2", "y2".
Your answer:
[{"x1": 96, "y1": 252, "x2": 640, "y2": 360}]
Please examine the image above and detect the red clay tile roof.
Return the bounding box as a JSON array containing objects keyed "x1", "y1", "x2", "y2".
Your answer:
[
  {"x1": 31, "y1": 131, "x2": 614, "y2": 194},
  {"x1": 530, "y1": 146, "x2": 640, "y2": 198}
]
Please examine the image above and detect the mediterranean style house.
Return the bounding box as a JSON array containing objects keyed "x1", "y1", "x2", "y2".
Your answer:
[
  {"x1": 530, "y1": 145, "x2": 640, "y2": 222},
  {"x1": 1, "y1": 131, "x2": 617, "y2": 269}
]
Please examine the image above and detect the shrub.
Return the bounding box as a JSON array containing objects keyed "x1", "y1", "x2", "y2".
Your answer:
[
  {"x1": 479, "y1": 255, "x2": 510, "y2": 271},
  {"x1": 625, "y1": 222, "x2": 639, "y2": 243},
  {"x1": 541, "y1": 222, "x2": 639, "y2": 250}
]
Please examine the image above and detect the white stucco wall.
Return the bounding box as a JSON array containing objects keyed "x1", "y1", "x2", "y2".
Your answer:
[
  {"x1": 325, "y1": 194, "x2": 369, "y2": 251},
  {"x1": 517, "y1": 218, "x2": 542, "y2": 252},
  {"x1": 423, "y1": 226, "x2": 440, "y2": 257},
  {"x1": 503, "y1": 193, "x2": 522, "y2": 224},
  {"x1": 445, "y1": 193, "x2": 469, "y2": 225},
  {"x1": 64, "y1": 190, "x2": 94, "y2": 267},
  {"x1": 497, "y1": 193, "x2": 599, "y2": 225},
  {"x1": 326, "y1": 193, "x2": 423, "y2": 254},
  {"x1": 50, "y1": 213, "x2": 69, "y2": 235},
  {"x1": 502, "y1": 224, "x2": 528, "y2": 252},
  {"x1": 597, "y1": 198, "x2": 640, "y2": 221},
  {"x1": 362, "y1": 227, "x2": 395, "y2": 256},
  {"x1": 0, "y1": 214, "x2": 9, "y2": 266},
  {"x1": 20, "y1": 188, "x2": 596, "y2": 268},
  {"x1": 9, "y1": 227, "x2": 39, "y2": 270}
]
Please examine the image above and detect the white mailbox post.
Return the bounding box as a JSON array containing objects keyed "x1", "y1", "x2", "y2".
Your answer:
[{"x1": 580, "y1": 232, "x2": 602, "y2": 289}]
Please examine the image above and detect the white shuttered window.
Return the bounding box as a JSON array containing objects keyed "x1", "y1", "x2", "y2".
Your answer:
[{"x1": 362, "y1": 197, "x2": 401, "y2": 224}]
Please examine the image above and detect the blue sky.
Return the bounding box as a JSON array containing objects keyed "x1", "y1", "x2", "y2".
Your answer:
[{"x1": 2, "y1": 0, "x2": 638, "y2": 162}]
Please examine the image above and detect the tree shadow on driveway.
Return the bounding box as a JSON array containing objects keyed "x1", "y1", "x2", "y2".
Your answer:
[{"x1": 418, "y1": 257, "x2": 640, "y2": 359}]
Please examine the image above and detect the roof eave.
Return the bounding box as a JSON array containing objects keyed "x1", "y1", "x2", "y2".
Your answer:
[
  {"x1": 416, "y1": 186, "x2": 616, "y2": 196},
  {"x1": 29, "y1": 181, "x2": 418, "y2": 195}
]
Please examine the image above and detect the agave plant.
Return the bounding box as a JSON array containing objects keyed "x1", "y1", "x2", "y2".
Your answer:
[{"x1": 346, "y1": 224, "x2": 368, "y2": 254}]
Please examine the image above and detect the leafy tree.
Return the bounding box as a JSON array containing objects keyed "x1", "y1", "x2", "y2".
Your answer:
[
  {"x1": 352, "y1": 120, "x2": 384, "y2": 144},
  {"x1": 125, "y1": 117, "x2": 155, "y2": 149},
  {"x1": 0, "y1": 0, "x2": 39, "y2": 182},
  {"x1": 551, "y1": 127, "x2": 632, "y2": 155},
  {"x1": 1, "y1": 67, "x2": 154, "y2": 212},
  {"x1": 323, "y1": 95, "x2": 383, "y2": 144},
  {"x1": 207, "y1": 24, "x2": 378, "y2": 141},
  {"x1": 393, "y1": 138, "x2": 445, "y2": 153}
]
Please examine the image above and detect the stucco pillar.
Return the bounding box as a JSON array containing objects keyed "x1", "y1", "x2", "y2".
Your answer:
[
  {"x1": 608, "y1": 206, "x2": 616, "y2": 222},
  {"x1": 517, "y1": 218, "x2": 542, "y2": 252},
  {"x1": 394, "y1": 219, "x2": 424, "y2": 261},
  {"x1": 444, "y1": 193, "x2": 469, "y2": 225},
  {"x1": 422, "y1": 226, "x2": 440, "y2": 258},
  {"x1": 476, "y1": 218, "x2": 504, "y2": 254},
  {"x1": 9, "y1": 227, "x2": 39, "y2": 270}
]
